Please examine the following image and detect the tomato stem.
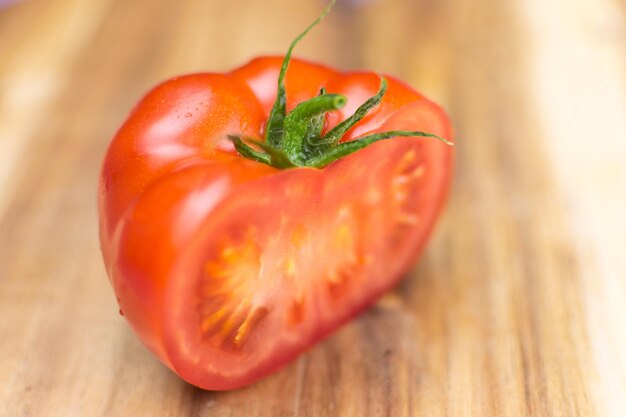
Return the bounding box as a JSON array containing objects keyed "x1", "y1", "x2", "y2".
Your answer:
[
  {"x1": 228, "y1": 0, "x2": 452, "y2": 169},
  {"x1": 306, "y1": 130, "x2": 452, "y2": 168},
  {"x1": 228, "y1": 135, "x2": 271, "y2": 166},
  {"x1": 265, "y1": 0, "x2": 337, "y2": 148},
  {"x1": 319, "y1": 77, "x2": 388, "y2": 148},
  {"x1": 283, "y1": 93, "x2": 346, "y2": 163},
  {"x1": 229, "y1": 135, "x2": 297, "y2": 168}
]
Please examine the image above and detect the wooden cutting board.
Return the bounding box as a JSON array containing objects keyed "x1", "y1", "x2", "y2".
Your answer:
[{"x1": 1, "y1": 0, "x2": 624, "y2": 415}]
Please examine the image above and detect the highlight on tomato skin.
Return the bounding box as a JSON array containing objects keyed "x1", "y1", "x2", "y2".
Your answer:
[{"x1": 98, "y1": 0, "x2": 453, "y2": 391}]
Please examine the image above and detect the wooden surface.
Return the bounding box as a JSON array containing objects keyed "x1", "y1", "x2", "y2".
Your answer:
[{"x1": 1, "y1": 0, "x2": 625, "y2": 415}]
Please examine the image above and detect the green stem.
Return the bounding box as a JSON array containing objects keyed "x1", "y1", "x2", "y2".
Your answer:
[
  {"x1": 265, "y1": 0, "x2": 336, "y2": 147},
  {"x1": 228, "y1": 135, "x2": 271, "y2": 166},
  {"x1": 319, "y1": 77, "x2": 388, "y2": 147},
  {"x1": 305, "y1": 130, "x2": 452, "y2": 168},
  {"x1": 282, "y1": 94, "x2": 346, "y2": 162},
  {"x1": 246, "y1": 139, "x2": 297, "y2": 169},
  {"x1": 227, "y1": 0, "x2": 453, "y2": 170}
]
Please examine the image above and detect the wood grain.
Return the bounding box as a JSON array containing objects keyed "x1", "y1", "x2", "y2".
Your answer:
[{"x1": 1, "y1": 0, "x2": 625, "y2": 415}]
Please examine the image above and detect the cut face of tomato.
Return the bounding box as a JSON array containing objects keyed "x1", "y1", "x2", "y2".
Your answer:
[{"x1": 163, "y1": 128, "x2": 449, "y2": 389}]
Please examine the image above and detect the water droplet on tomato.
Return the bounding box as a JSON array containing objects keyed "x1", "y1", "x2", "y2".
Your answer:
[{"x1": 184, "y1": 112, "x2": 193, "y2": 118}]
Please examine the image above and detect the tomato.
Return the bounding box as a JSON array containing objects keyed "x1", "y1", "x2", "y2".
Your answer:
[{"x1": 98, "y1": 1, "x2": 453, "y2": 390}]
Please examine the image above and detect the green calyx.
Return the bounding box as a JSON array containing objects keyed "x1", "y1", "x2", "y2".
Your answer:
[{"x1": 229, "y1": 0, "x2": 452, "y2": 169}]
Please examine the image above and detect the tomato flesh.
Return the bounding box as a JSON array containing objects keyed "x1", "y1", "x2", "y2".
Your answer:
[{"x1": 168, "y1": 139, "x2": 448, "y2": 390}]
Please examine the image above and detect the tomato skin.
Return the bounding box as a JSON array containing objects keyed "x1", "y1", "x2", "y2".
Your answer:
[
  {"x1": 231, "y1": 56, "x2": 336, "y2": 115},
  {"x1": 99, "y1": 73, "x2": 266, "y2": 245},
  {"x1": 99, "y1": 56, "x2": 453, "y2": 390}
]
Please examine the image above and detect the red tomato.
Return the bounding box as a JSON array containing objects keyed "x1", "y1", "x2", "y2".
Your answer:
[{"x1": 99, "y1": 54, "x2": 452, "y2": 389}]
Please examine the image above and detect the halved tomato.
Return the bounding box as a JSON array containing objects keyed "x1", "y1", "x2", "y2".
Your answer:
[{"x1": 99, "y1": 48, "x2": 452, "y2": 389}]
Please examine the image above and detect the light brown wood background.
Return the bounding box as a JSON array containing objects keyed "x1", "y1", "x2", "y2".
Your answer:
[{"x1": 1, "y1": 0, "x2": 625, "y2": 415}]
